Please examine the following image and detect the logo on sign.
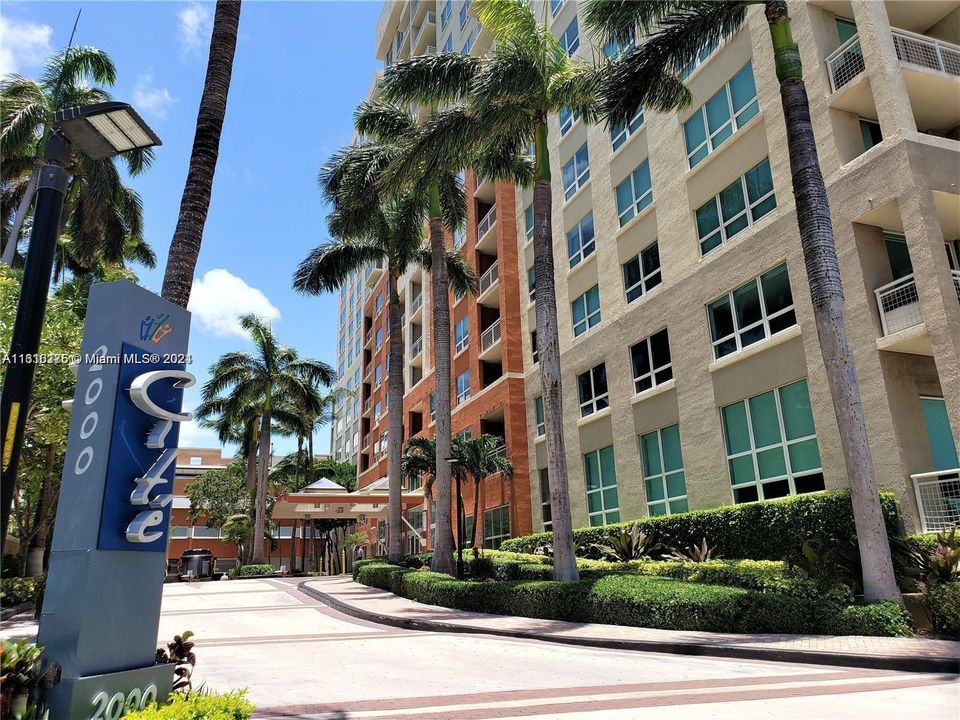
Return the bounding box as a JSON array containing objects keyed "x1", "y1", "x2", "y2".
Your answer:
[{"x1": 140, "y1": 314, "x2": 173, "y2": 344}]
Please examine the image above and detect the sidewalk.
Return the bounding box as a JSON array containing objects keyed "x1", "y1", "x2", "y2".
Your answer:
[{"x1": 300, "y1": 577, "x2": 960, "y2": 675}]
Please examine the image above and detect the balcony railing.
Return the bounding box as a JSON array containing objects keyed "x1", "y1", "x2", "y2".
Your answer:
[
  {"x1": 409, "y1": 293, "x2": 423, "y2": 315},
  {"x1": 480, "y1": 318, "x2": 501, "y2": 352},
  {"x1": 826, "y1": 29, "x2": 960, "y2": 94},
  {"x1": 409, "y1": 335, "x2": 423, "y2": 359},
  {"x1": 479, "y1": 260, "x2": 499, "y2": 295},
  {"x1": 912, "y1": 469, "x2": 960, "y2": 533},
  {"x1": 952, "y1": 270, "x2": 960, "y2": 303},
  {"x1": 892, "y1": 28, "x2": 960, "y2": 77},
  {"x1": 478, "y1": 205, "x2": 497, "y2": 239},
  {"x1": 875, "y1": 274, "x2": 922, "y2": 336},
  {"x1": 825, "y1": 34, "x2": 865, "y2": 93}
]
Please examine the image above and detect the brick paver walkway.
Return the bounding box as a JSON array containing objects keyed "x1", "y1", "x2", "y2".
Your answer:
[{"x1": 302, "y1": 576, "x2": 960, "y2": 673}]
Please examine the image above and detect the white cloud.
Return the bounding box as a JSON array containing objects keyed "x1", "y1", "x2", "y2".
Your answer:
[
  {"x1": 0, "y1": 17, "x2": 53, "y2": 75},
  {"x1": 188, "y1": 269, "x2": 280, "y2": 338},
  {"x1": 177, "y1": 401, "x2": 223, "y2": 449},
  {"x1": 133, "y1": 70, "x2": 178, "y2": 119},
  {"x1": 177, "y1": 2, "x2": 213, "y2": 59}
]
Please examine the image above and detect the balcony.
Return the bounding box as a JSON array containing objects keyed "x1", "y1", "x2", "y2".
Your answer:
[
  {"x1": 912, "y1": 469, "x2": 960, "y2": 533},
  {"x1": 953, "y1": 270, "x2": 960, "y2": 303},
  {"x1": 478, "y1": 260, "x2": 499, "y2": 305},
  {"x1": 365, "y1": 260, "x2": 385, "y2": 288},
  {"x1": 479, "y1": 319, "x2": 502, "y2": 362},
  {"x1": 409, "y1": 335, "x2": 424, "y2": 361},
  {"x1": 476, "y1": 206, "x2": 497, "y2": 253},
  {"x1": 412, "y1": 11, "x2": 436, "y2": 55},
  {"x1": 363, "y1": 397, "x2": 372, "y2": 415},
  {"x1": 825, "y1": 27, "x2": 960, "y2": 135},
  {"x1": 874, "y1": 274, "x2": 933, "y2": 355}
]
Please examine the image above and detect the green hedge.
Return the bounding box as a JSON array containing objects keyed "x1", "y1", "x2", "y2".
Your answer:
[
  {"x1": 499, "y1": 490, "x2": 903, "y2": 560},
  {"x1": 927, "y1": 582, "x2": 960, "y2": 636},
  {"x1": 235, "y1": 564, "x2": 276, "y2": 577},
  {"x1": 0, "y1": 576, "x2": 44, "y2": 606},
  {"x1": 906, "y1": 533, "x2": 941, "y2": 553},
  {"x1": 355, "y1": 561, "x2": 911, "y2": 637},
  {"x1": 124, "y1": 691, "x2": 253, "y2": 719}
]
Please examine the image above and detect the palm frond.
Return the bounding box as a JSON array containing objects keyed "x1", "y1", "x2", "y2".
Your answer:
[
  {"x1": 292, "y1": 238, "x2": 387, "y2": 295},
  {"x1": 355, "y1": 100, "x2": 416, "y2": 144},
  {"x1": 380, "y1": 52, "x2": 482, "y2": 106},
  {"x1": 43, "y1": 45, "x2": 117, "y2": 97},
  {"x1": 582, "y1": 0, "x2": 676, "y2": 45}
]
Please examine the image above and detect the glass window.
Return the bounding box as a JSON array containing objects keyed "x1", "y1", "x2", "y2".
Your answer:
[
  {"x1": 531, "y1": 330, "x2": 539, "y2": 363},
  {"x1": 430, "y1": 392, "x2": 436, "y2": 422},
  {"x1": 630, "y1": 328, "x2": 672, "y2": 394},
  {"x1": 192, "y1": 525, "x2": 221, "y2": 539},
  {"x1": 453, "y1": 225, "x2": 466, "y2": 249},
  {"x1": 550, "y1": 0, "x2": 563, "y2": 16},
  {"x1": 525, "y1": 204, "x2": 535, "y2": 242},
  {"x1": 571, "y1": 285, "x2": 601, "y2": 337},
  {"x1": 560, "y1": 17, "x2": 579, "y2": 56},
  {"x1": 584, "y1": 446, "x2": 619, "y2": 526},
  {"x1": 440, "y1": 0, "x2": 452, "y2": 28},
  {"x1": 722, "y1": 379, "x2": 824, "y2": 503},
  {"x1": 603, "y1": 35, "x2": 634, "y2": 60},
  {"x1": 859, "y1": 118, "x2": 882, "y2": 150},
  {"x1": 562, "y1": 143, "x2": 590, "y2": 200},
  {"x1": 708, "y1": 263, "x2": 796, "y2": 359},
  {"x1": 696, "y1": 158, "x2": 776, "y2": 255},
  {"x1": 483, "y1": 505, "x2": 510, "y2": 549},
  {"x1": 559, "y1": 106, "x2": 580, "y2": 135},
  {"x1": 610, "y1": 107, "x2": 644, "y2": 151},
  {"x1": 374, "y1": 401, "x2": 382, "y2": 420},
  {"x1": 375, "y1": 328, "x2": 383, "y2": 348},
  {"x1": 535, "y1": 396, "x2": 545, "y2": 436},
  {"x1": 539, "y1": 469, "x2": 552, "y2": 530},
  {"x1": 836, "y1": 17, "x2": 857, "y2": 44},
  {"x1": 641, "y1": 424, "x2": 688, "y2": 516},
  {"x1": 169, "y1": 526, "x2": 189, "y2": 539},
  {"x1": 615, "y1": 160, "x2": 653, "y2": 227},
  {"x1": 622, "y1": 240, "x2": 661, "y2": 303},
  {"x1": 443, "y1": 35, "x2": 453, "y2": 53},
  {"x1": 679, "y1": 36, "x2": 722, "y2": 79},
  {"x1": 375, "y1": 292, "x2": 383, "y2": 312},
  {"x1": 527, "y1": 267, "x2": 536, "y2": 302},
  {"x1": 683, "y1": 62, "x2": 759, "y2": 168},
  {"x1": 883, "y1": 231, "x2": 913, "y2": 280},
  {"x1": 374, "y1": 365, "x2": 382, "y2": 386},
  {"x1": 454, "y1": 316, "x2": 469, "y2": 353},
  {"x1": 460, "y1": 0, "x2": 471, "y2": 27},
  {"x1": 456, "y1": 370, "x2": 471, "y2": 405},
  {"x1": 577, "y1": 363, "x2": 609, "y2": 418},
  {"x1": 566, "y1": 212, "x2": 596, "y2": 268},
  {"x1": 920, "y1": 397, "x2": 960, "y2": 471}
]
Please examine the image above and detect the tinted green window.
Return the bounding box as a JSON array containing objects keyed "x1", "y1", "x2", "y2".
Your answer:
[
  {"x1": 641, "y1": 424, "x2": 687, "y2": 516},
  {"x1": 860, "y1": 118, "x2": 882, "y2": 150},
  {"x1": 921, "y1": 397, "x2": 959, "y2": 471},
  {"x1": 836, "y1": 18, "x2": 857, "y2": 44},
  {"x1": 883, "y1": 232, "x2": 913, "y2": 280},
  {"x1": 584, "y1": 446, "x2": 619, "y2": 525}
]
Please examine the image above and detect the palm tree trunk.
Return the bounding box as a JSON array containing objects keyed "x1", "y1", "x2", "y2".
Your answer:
[
  {"x1": 428, "y1": 184, "x2": 455, "y2": 575},
  {"x1": 765, "y1": 5, "x2": 899, "y2": 602},
  {"x1": 1, "y1": 162, "x2": 40, "y2": 266},
  {"x1": 532, "y1": 121, "x2": 579, "y2": 582},
  {"x1": 288, "y1": 435, "x2": 302, "y2": 572},
  {"x1": 245, "y1": 420, "x2": 258, "y2": 490},
  {"x1": 387, "y1": 272, "x2": 405, "y2": 561},
  {"x1": 161, "y1": 0, "x2": 241, "y2": 307},
  {"x1": 26, "y1": 444, "x2": 56, "y2": 577},
  {"x1": 306, "y1": 432, "x2": 315, "y2": 485},
  {"x1": 251, "y1": 406, "x2": 271, "y2": 564}
]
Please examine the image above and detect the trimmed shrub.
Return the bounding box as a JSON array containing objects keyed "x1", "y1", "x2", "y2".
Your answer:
[
  {"x1": 124, "y1": 690, "x2": 253, "y2": 719},
  {"x1": 906, "y1": 533, "x2": 940, "y2": 553},
  {"x1": 355, "y1": 561, "x2": 910, "y2": 637},
  {"x1": 499, "y1": 490, "x2": 903, "y2": 561},
  {"x1": 0, "y1": 576, "x2": 44, "y2": 606},
  {"x1": 927, "y1": 582, "x2": 960, "y2": 636},
  {"x1": 235, "y1": 564, "x2": 276, "y2": 578}
]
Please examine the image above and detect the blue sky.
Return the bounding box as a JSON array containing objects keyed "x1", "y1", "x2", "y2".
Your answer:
[{"x1": 2, "y1": 1, "x2": 384, "y2": 456}]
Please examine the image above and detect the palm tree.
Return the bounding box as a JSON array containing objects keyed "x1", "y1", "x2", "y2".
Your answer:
[
  {"x1": 402, "y1": 436, "x2": 438, "y2": 552},
  {"x1": 583, "y1": 0, "x2": 900, "y2": 603},
  {"x1": 201, "y1": 314, "x2": 334, "y2": 564},
  {"x1": 294, "y1": 103, "x2": 476, "y2": 568},
  {"x1": 453, "y1": 433, "x2": 515, "y2": 551},
  {"x1": 161, "y1": 0, "x2": 241, "y2": 307},
  {"x1": 1, "y1": 45, "x2": 154, "y2": 268},
  {"x1": 378, "y1": 0, "x2": 598, "y2": 581}
]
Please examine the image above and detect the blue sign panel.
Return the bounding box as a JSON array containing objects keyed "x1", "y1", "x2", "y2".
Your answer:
[{"x1": 96, "y1": 343, "x2": 186, "y2": 552}]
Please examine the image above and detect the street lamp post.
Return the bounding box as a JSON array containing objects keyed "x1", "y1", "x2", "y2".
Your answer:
[
  {"x1": 446, "y1": 456, "x2": 464, "y2": 580},
  {"x1": 0, "y1": 102, "x2": 160, "y2": 545}
]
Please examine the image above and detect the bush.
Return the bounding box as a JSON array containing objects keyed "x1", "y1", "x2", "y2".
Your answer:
[
  {"x1": 0, "y1": 577, "x2": 43, "y2": 607},
  {"x1": 927, "y1": 581, "x2": 960, "y2": 636},
  {"x1": 124, "y1": 691, "x2": 253, "y2": 719},
  {"x1": 354, "y1": 561, "x2": 910, "y2": 637},
  {"x1": 907, "y1": 533, "x2": 941, "y2": 553},
  {"x1": 235, "y1": 564, "x2": 275, "y2": 578},
  {"x1": 499, "y1": 490, "x2": 903, "y2": 561}
]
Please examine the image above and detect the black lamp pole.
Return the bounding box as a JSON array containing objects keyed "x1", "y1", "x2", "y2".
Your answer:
[
  {"x1": 455, "y1": 472, "x2": 464, "y2": 580},
  {"x1": 1, "y1": 132, "x2": 72, "y2": 545}
]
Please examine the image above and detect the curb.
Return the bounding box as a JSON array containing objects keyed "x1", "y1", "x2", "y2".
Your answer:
[{"x1": 298, "y1": 580, "x2": 960, "y2": 675}]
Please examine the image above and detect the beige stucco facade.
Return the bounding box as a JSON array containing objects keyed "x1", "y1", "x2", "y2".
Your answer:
[{"x1": 515, "y1": 0, "x2": 960, "y2": 533}]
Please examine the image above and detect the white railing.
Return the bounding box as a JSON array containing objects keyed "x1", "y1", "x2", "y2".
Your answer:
[
  {"x1": 875, "y1": 274, "x2": 922, "y2": 336},
  {"x1": 480, "y1": 319, "x2": 501, "y2": 352},
  {"x1": 892, "y1": 28, "x2": 960, "y2": 77},
  {"x1": 825, "y1": 34, "x2": 865, "y2": 93},
  {"x1": 479, "y1": 261, "x2": 499, "y2": 295},
  {"x1": 409, "y1": 335, "x2": 423, "y2": 359},
  {"x1": 912, "y1": 469, "x2": 960, "y2": 533},
  {"x1": 409, "y1": 293, "x2": 422, "y2": 315},
  {"x1": 478, "y1": 206, "x2": 497, "y2": 239},
  {"x1": 952, "y1": 270, "x2": 960, "y2": 303}
]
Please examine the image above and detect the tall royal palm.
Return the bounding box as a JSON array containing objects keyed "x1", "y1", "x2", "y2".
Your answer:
[
  {"x1": 202, "y1": 314, "x2": 334, "y2": 564},
  {"x1": 161, "y1": 0, "x2": 241, "y2": 307},
  {"x1": 379, "y1": 0, "x2": 597, "y2": 581},
  {"x1": 1, "y1": 45, "x2": 153, "y2": 268},
  {"x1": 453, "y1": 433, "x2": 515, "y2": 551},
  {"x1": 294, "y1": 119, "x2": 474, "y2": 564},
  {"x1": 584, "y1": 0, "x2": 900, "y2": 602}
]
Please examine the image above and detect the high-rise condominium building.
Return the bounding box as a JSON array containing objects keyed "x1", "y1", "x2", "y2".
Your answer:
[{"x1": 355, "y1": 0, "x2": 960, "y2": 552}]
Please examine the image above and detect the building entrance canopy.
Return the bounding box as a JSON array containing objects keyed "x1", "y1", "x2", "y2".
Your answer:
[{"x1": 271, "y1": 476, "x2": 424, "y2": 522}]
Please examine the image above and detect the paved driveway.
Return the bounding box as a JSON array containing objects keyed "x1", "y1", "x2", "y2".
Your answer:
[{"x1": 156, "y1": 578, "x2": 959, "y2": 719}]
